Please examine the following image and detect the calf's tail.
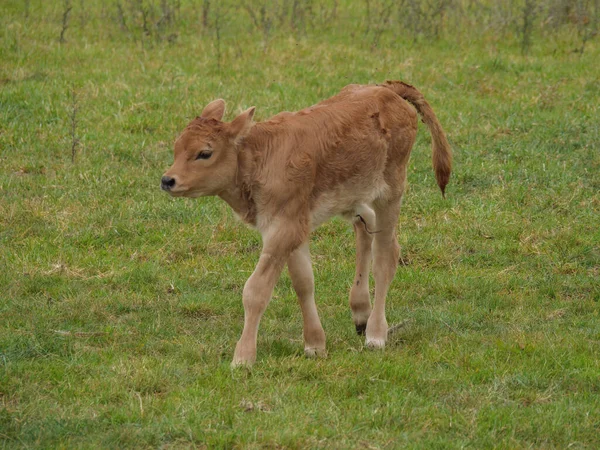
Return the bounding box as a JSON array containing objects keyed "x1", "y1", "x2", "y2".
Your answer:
[{"x1": 381, "y1": 80, "x2": 452, "y2": 196}]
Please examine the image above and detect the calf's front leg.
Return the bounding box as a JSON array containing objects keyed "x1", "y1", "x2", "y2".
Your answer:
[
  {"x1": 287, "y1": 242, "x2": 326, "y2": 357},
  {"x1": 232, "y1": 224, "x2": 306, "y2": 367}
]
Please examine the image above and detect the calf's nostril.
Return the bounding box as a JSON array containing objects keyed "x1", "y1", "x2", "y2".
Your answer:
[{"x1": 161, "y1": 176, "x2": 176, "y2": 190}]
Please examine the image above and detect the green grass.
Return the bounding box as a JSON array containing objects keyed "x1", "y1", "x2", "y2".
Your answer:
[{"x1": 1, "y1": 1, "x2": 599, "y2": 448}]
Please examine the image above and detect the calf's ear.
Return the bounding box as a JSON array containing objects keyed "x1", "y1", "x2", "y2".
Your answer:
[
  {"x1": 201, "y1": 99, "x2": 226, "y2": 121},
  {"x1": 228, "y1": 107, "x2": 255, "y2": 141}
]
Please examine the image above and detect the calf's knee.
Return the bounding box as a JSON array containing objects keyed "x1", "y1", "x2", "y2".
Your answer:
[{"x1": 242, "y1": 277, "x2": 270, "y2": 313}]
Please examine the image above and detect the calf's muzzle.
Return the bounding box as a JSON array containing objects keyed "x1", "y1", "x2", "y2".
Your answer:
[{"x1": 161, "y1": 175, "x2": 176, "y2": 191}]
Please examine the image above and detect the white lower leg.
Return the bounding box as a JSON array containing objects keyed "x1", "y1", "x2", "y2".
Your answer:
[
  {"x1": 232, "y1": 252, "x2": 287, "y2": 367},
  {"x1": 288, "y1": 243, "x2": 326, "y2": 357},
  {"x1": 365, "y1": 204, "x2": 400, "y2": 349},
  {"x1": 232, "y1": 276, "x2": 270, "y2": 366},
  {"x1": 349, "y1": 207, "x2": 375, "y2": 333}
]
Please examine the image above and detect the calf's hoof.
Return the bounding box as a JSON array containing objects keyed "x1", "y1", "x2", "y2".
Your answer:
[
  {"x1": 231, "y1": 357, "x2": 254, "y2": 369},
  {"x1": 304, "y1": 346, "x2": 327, "y2": 358},
  {"x1": 355, "y1": 323, "x2": 367, "y2": 336},
  {"x1": 232, "y1": 340, "x2": 257, "y2": 368},
  {"x1": 365, "y1": 338, "x2": 386, "y2": 349}
]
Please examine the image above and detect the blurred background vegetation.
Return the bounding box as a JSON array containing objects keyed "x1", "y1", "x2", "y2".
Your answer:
[{"x1": 5, "y1": 0, "x2": 600, "y2": 54}]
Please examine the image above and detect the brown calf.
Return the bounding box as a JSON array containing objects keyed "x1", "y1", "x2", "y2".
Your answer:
[{"x1": 161, "y1": 80, "x2": 452, "y2": 366}]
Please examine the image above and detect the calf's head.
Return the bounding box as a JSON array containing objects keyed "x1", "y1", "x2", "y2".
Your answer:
[{"x1": 161, "y1": 99, "x2": 255, "y2": 197}]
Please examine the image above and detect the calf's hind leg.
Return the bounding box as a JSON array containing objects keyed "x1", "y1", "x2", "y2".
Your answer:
[
  {"x1": 365, "y1": 199, "x2": 402, "y2": 348},
  {"x1": 349, "y1": 205, "x2": 375, "y2": 335},
  {"x1": 287, "y1": 242, "x2": 327, "y2": 357}
]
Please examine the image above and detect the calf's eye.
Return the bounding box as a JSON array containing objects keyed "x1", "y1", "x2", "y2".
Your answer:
[{"x1": 196, "y1": 151, "x2": 213, "y2": 160}]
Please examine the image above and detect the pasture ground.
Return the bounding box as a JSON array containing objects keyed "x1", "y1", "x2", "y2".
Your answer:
[{"x1": 1, "y1": 1, "x2": 599, "y2": 448}]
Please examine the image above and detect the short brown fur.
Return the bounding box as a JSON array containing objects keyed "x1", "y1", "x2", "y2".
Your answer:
[{"x1": 162, "y1": 80, "x2": 451, "y2": 366}]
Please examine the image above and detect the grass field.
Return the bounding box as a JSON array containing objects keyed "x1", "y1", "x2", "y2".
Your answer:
[{"x1": 1, "y1": 1, "x2": 599, "y2": 448}]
